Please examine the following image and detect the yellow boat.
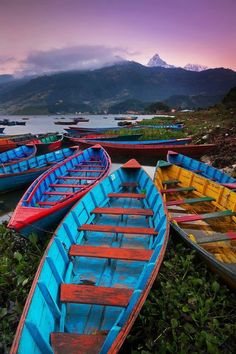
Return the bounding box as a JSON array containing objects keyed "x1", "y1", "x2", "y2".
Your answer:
[{"x1": 154, "y1": 160, "x2": 236, "y2": 289}]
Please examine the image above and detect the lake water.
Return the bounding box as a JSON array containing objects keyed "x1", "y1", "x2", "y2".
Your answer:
[{"x1": 0, "y1": 114, "x2": 156, "y2": 223}]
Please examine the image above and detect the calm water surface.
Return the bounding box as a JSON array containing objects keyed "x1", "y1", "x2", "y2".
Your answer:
[{"x1": 0, "y1": 114, "x2": 156, "y2": 222}]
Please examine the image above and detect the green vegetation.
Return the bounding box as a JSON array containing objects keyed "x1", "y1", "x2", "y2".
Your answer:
[
  {"x1": 122, "y1": 241, "x2": 236, "y2": 354},
  {"x1": 0, "y1": 225, "x2": 48, "y2": 352},
  {"x1": 107, "y1": 127, "x2": 186, "y2": 140},
  {"x1": 144, "y1": 101, "x2": 170, "y2": 113},
  {"x1": 0, "y1": 225, "x2": 235, "y2": 353}
]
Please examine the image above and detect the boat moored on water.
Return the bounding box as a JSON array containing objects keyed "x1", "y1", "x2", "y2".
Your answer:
[
  {"x1": 154, "y1": 160, "x2": 236, "y2": 288},
  {"x1": 10, "y1": 159, "x2": 169, "y2": 354},
  {"x1": 8, "y1": 145, "x2": 111, "y2": 237}
]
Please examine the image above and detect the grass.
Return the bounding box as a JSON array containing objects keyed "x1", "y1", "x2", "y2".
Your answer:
[{"x1": 0, "y1": 224, "x2": 235, "y2": 353}]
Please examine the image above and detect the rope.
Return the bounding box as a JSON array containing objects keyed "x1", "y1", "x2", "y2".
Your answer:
[{"x1": 4, "y1": 212, "x2": 54, "y2": 237}]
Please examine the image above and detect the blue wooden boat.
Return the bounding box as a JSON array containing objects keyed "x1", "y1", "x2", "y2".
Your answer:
[
  {"x1": 0, "y1": 144, "x2": 37, "y2": 166},
  {"x1": 167, "y1": 151, "x2": 236, "y2": 190},
  {"x1": 10, "y1": 159, "x2": 169, "y2": 354},
  {"x1": 0, "y1": 147, "x2": 79, "y2": 194},
  {"x1": 8, "y1": 145, "x2": 111, "y2": 237},
  {"x1": 88, "y1": 137, "x2": 191, "y2": 145}
]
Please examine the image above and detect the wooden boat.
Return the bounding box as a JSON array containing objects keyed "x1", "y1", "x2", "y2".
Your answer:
[
  {"x1": 167, "y1": 150, "x2": 236, "y2": 190},
  {"x1": 54, "y1": 121, "x2": 76, "y2": 125},
  {"x1": 74, "y1": 117, "x2": 90, "y2": 123},
  {"x1": 77, "y1": 139, "x2": 216, "y2": 164},
  {"x1": 10, "y1": 159, "x2": 169, "y2": 354},
  {"x1": 0, "y1": 118, "x2": 26, "y2": 126},
  {"x1": 0, "y1": 147, "x2": 78, "y2": 194},
  {"x1": 86, "y1": 133, "x2": 143, "y2": 141},
  {"x1": 154, "y1": 160, "x2": 236, "y2": 288},
  {"x1": 0, "y1": 134, "x2": 39, "y2": 152},
  {"x1": 0, "y1": 145, "x2": 37, "y2": 166},
  {"x1": 31, "y1": 134, "x2": 64, "y2": 154},
  {"x1": 114, "y1": 116, "x2": 138, "y2": 120},
  {"x1": 8, "y1": 145, "x2": 111, "y2": 237},
  {"x1": 117, "y1": 121, "x2": 135, "y2": 127},
  {"x1": 64, "y1": 133, "x2": 143, "y2": 145},
  {"x1": 64, "y1": 126, "x2": 135, "y2": 136},
  {"x1": 0, "y1": 138, "x2": 18, "y2": 152},
  {"x1": 88, "y1": 137, "x2": 192, "y2": 145}
]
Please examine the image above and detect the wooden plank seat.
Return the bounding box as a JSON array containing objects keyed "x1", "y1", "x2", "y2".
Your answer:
[
  {"x1": 162, "y1": 179, "x2": 180, "y2": 185},
  {"x1": 160, "y1": 186, "x2": 196, "y2": 194},
  {"x1": 37, "y1": 201, "x2": 59, "y2": 206},
  {"x1": 78, "y1": 224, "x2": 158, "y2": 235},
  {"x1": 120, "y1": 182, "x2": 138, "y2": 188},
  {"x1": 67, "y1": 169, "x2": 103, "y2": 173},
  {"x1": 43, "y1": 191, "x2": 74, "y2": 196},
  {"x1": 49, "y1": 183, "x2": 84, "y2": 188},
  {"x1": 75, "y1": 161, "x2": 102, "y2": 166},
  {"x1": 57, "y1": 176, "x2": 97, "y2": 180},
  {"x1": 166, "y1": 196, "x2": 215, "y2": 206},
  {"x1": 198, "y1": 232, "x2": 236, "y2": 244},
  {"x1": 61, "y1": 284, "x2": 133, "y2": 307},
  {"x1": 69, "y1": 245, "x2": 153, "y2": 261},
  {"x1": 51, "y1": 333, "x2": 105, "y2": 354},
  {"x1": 108, "y1": 192, "x2": 146, "y2": 199},
  {"x1": 227, "y1": 231, "x2": 236, "y2": 239},
  {"x1": 92, "y1": 207, "x2": 153, "y2": 217},
  {"x1": 173, "y1": 210, "x2": 236, "y2": 223}
]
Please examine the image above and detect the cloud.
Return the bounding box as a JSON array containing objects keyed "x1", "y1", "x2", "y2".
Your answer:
[{"x1": 16, "y1": 45, "x2": 129, "y2": 76}]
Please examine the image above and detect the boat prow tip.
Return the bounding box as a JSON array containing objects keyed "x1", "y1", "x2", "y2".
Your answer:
[{"x1": 122, "y1": 159, "x2": 141, "y2": 169}]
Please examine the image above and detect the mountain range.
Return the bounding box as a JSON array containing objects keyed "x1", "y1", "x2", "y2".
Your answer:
[
  {"x1": 147, "y1": 53, "x2": 208, "y2": 72},
  {"x1": 0, "y1": 60, "x2": 236, "y2": 114}
]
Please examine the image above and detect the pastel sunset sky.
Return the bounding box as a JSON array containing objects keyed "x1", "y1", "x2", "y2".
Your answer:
[{"x1": 0, "y1": 0, "x2": 235, "y2": 75}]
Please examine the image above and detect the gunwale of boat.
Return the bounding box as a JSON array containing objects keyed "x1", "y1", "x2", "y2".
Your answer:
[
  {"x1": 167, "y1": 150, "x2": 236, "y2": 187},
  {"x1": 10, "y1": 159, "x2": 169, "y2": 354},
  {"x1": 154, "y1": 161, "x2": 236, "y2": 287}
]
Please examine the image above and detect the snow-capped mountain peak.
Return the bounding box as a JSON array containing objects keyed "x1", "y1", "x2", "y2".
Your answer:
[
  {"x1": 147, "y1": 53, "x2": 209, "y2": 71},
  {"x1": 147, "y1": 54, "x2": 175, "y2": 68},
  {"x1": 184, "y1": 63, "x2": 208, "y2": 72}
]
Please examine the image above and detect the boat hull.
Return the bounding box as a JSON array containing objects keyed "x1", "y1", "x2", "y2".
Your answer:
[
  {"x1": 167, "y1": 150, "x2": 236, "y2": 186},
  {"x1": 11, "y1": 159, "x2": 169, "y2": 354},
  {"x1": 0, "y1": 147, "x2": 78, "y2": 193},
  {"x1": 0, "y1": 145, "x2": 37, "y2": 166},
  {"x1": 8, "y1": 146, "x2": 111, "y2": 237},
  {"x1": 77, "y1": 140, "x2": 216, "y2": 164},
  {"x1": 154, "y1": 161, "x2": 236, "y2": 289}
]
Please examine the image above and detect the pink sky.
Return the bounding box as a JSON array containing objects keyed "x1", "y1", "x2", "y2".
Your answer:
[{"x1": 0, "y1": 0, "x2": 235, "y2": 75}]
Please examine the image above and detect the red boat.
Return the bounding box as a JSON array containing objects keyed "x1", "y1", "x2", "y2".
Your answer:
[
  {"x1": 77, "y1": 139, "x2": 216, "y2": 164},
  {"x1": 8, "y1": 145, "x2": 111, "y2": 237}
]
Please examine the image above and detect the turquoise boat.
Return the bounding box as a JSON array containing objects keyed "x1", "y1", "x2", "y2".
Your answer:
[
  {"x1": 167, "y1": 150, "x2": 236, "y2": 190},
  {"x1": 0, "y1": 147, "x2": 78, "y2": 194},
  {"x1": 10, "y1": 159, "x2": 169, "y2": 354},
  {"x1": 0, "y1": 144, "x2": 37, "y2": 166}
]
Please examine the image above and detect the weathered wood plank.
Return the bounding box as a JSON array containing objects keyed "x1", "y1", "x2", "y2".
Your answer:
[{"x1": 61, "y1": 284, "x2": 133, "y2": 307}]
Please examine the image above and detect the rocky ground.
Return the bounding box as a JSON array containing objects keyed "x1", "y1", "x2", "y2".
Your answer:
[{"x1": 197, "y1": 125, "x2": 236, "y2": 175}]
